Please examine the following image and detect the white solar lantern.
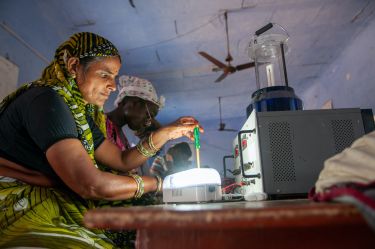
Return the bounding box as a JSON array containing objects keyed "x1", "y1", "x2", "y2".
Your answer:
[{"x1": 248, "y1": 23, "x2": 290, "y2": 90}]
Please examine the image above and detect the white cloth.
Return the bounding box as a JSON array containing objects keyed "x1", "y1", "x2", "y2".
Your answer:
[
  {"x1": 315, "y1": 131, "x2": 375, "y2": 193},
  {"x1": 114, "y1": 75, "x2": 165, "y2": 109}
]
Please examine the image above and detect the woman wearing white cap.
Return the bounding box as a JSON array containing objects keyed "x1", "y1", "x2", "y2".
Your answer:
[{"x1": 105, "y1": 75, "x2": 200, "y2": 171}]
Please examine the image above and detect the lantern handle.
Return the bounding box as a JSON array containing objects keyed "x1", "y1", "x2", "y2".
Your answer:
[
  {"x1": 254, "y1": 22, "x2": 290, "y2": 40},
  {"x1": 255, "y1": 23, "x2": 273, "y2": 36}
]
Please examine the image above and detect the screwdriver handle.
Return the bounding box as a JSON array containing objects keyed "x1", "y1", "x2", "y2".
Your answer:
[{"x1": 194, "y1": 127, "x2": 200, "y2": 149}]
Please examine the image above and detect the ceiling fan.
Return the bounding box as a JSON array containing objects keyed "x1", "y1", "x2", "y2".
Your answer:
[
  {"x1": 199, "y1": 11, "x2": 256, "y2": 83},
  {"x1": 218, "y1": 97, "x2": 237, "y2": 132}
]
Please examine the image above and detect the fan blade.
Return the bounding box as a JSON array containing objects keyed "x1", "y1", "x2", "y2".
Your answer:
[
  {"x1": 198, "y1": 51, "x2": 227, "y2": 69},
  {"x1": 215, "y1": 72, "x2": 228, "y2": 83},
  {"x1": 235, "y1": 62, "x2": 255, "y2": 71}
]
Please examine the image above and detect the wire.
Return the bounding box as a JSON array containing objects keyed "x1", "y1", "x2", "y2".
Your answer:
[
  {"x1": 124, "y1": 5, "x2": 261, "y2": 52},
  {"x1": 218, "y1": 96, "x2": 222, "y2": 124},
  {"x1": 0, "y1": 22, "x2": 49, "y2": 64},
  {"x1": 224, "y1": 11, "x2": 231, "y2": 62},
  {"x1": 221, "y1": 182, "x2": 244, "y2": 194},
  {"x1": 125, "y1": 14, "x2": 221, "y2": 52}
]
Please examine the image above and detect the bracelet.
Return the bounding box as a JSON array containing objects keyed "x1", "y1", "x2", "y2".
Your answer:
[
  {"x1": 148, "y1": 132, "x2": 158, "y2": 153},
  {"x1": 136, "y1": 139, "x2": 156, "y2": 158},
  {"x1": 128, "y1": 173, "x2": 144, "y2": 198},
  {"x1": 154, "y1": 175, "x2": 163, "y2": 193}
]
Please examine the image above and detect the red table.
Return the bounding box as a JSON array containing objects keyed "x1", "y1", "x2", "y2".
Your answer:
[{"x1": 84, "y1": 199, "x2": 375, "y2": 249}]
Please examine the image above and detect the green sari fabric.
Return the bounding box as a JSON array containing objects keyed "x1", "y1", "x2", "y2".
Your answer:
[
  {"x1": 0, "y1": 178, "x2": 115, "y2": 248},
  {"x1": 0, "y1": 178, "x2": 159, "y2": 248}
]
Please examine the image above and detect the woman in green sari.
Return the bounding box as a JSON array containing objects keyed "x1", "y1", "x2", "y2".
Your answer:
[{"x1": 0, "y1": 32, "x2": 202, "y2": 248}]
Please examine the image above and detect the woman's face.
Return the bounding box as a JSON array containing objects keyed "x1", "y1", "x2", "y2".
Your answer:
[
  {"x1": 76, "y1": 56, "x2": 121, "y2": 106},
  {"x1": 121, "y1": 97, "x2": 159, "y2": 131}
]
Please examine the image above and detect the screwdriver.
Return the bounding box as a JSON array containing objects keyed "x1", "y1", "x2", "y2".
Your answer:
[{"x1": 194, "y1": 126, "x2": 201, "y2": 168}]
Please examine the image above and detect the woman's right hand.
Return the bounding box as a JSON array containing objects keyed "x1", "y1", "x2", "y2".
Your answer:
[{"x1": 160, "y1": 116, "x2": 204, "y2": 141}]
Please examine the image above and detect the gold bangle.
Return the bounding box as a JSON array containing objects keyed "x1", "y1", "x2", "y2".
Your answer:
[
  {"x1": 148, "y1": 132, "x2": 158, "y2": 153},
  {"x1": 128, "y1": 173, "x2": 144, "y2": 198},
  {"x1": 142, "y1": 138, "x2": 156, "y2": 157},
  {"x1": 136, "y1": 139, "x2": 156, "y2": 158},
  {"x1": 136, "y1": 142, "x2": 148, "y2": 157},
  {"x1": 154, "y1": 175, "x2": 163, "y2": 193}
]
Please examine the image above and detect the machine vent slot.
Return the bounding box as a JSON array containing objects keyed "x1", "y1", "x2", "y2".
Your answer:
[
  {"x1": 269, "y1": 122, "x2": 296, "y2": 182},
  {"x1": 331, "y1": 119, "x2": 355, "y2": 153}
]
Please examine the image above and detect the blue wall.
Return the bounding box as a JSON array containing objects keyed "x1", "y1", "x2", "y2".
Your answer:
[{"x1": 301, "y1": 17, "x2": 375, "y2": 112}]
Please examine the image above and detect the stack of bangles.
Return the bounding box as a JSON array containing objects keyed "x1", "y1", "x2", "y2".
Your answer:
[
  {"x1": 128, "y1": 173, "x2": 144, "y2": 198},
  {"x1": 136, "y1": 132, "x2": 159, "y2": 158},
  {"x1": 128, "y1": 173, "x2": 163, "y2": 198}
]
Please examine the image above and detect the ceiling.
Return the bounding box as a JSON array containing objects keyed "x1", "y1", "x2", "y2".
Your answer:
[{"x1": 1, "y1": 0, "x2": 374, "y2": 128}]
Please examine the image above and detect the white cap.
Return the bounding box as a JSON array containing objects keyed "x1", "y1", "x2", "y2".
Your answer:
[{"x1": 114, "y1": 75, "x2": 165, "y2": 109}]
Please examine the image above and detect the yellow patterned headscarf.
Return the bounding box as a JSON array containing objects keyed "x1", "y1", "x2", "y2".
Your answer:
[{"x1": 0, "y1": 32, "x2": 120, "y2": 168}]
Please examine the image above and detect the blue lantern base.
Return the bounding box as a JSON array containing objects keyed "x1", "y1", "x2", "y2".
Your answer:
[{"x1": 246, "y1": 86, "x2": 303, "y2": 117}]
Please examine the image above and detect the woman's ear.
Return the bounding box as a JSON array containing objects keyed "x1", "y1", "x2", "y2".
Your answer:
[{"x1": 66, "y1": 57, "x2": 80, "y2": 77}]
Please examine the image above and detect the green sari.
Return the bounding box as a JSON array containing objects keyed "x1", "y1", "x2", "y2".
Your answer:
[
  {"x1": 0, "y1": 177, "x2": 158, "y2": 248},
  {"x1": 0, "y1": 178, "x2": 114, "y2": 248}
]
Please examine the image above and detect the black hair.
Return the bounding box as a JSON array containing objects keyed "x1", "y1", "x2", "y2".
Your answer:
[
  {"x1": 169, "y1": 142, "x2": 192, "y2": 159},
  {"x1": 79, "y1": 55, "x2": 121, "y2": 73},
  {"x1": 79, "y1": 56, "x2": 105, "y2": 72}
]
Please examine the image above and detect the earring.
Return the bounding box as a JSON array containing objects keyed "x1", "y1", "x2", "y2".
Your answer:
[{"x1": 71, "y1": 74, "x2": 76, "y2": 79}]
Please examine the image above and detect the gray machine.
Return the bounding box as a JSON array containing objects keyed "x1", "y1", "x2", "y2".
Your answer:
[{"x1": 232, "y1": 108, "x2": 366, "y2": 199}]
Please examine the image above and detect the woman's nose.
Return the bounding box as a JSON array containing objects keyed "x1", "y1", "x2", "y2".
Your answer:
[{"x1": 108, "y1": 79, "x2": 116, "y2": 92}]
